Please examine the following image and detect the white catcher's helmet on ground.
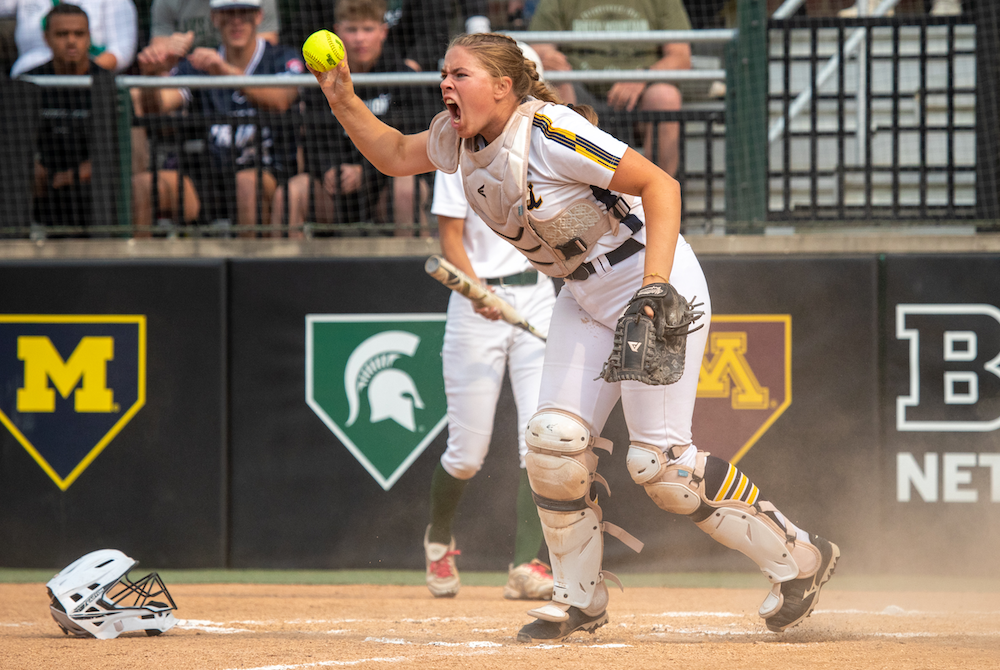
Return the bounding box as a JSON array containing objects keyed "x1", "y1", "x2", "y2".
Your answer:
[{"x1": 46, "y1": 549, "x2": 178, "y2": 639}]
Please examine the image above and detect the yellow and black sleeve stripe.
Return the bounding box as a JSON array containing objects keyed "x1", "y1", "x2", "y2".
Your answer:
[{"x1": 532, "y1": 113, "x2": 620, "y2": 171}]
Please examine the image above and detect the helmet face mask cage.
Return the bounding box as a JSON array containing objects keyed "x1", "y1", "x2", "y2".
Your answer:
[
  {"x1": 46, "y1": 549, "x2": 179, "y2": 639},
  {"x1": 105, "y1": 571, "x2": 177, "y2": 612}
]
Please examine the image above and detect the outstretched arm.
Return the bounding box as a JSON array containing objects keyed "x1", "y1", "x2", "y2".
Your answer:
[{"x1": 312, "y1": 61, "x2": 436, "y2": 177}]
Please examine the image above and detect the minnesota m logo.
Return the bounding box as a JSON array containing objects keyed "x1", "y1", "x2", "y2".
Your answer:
[
  {"x1": 0, "y1": 316, "x2": 146, "y2": 490},
  {"x1": 693, "y1": 315, "x2": 792, "y2": 464},
  {"x1": 698, "y1": 331, "x2": 770, "y2": 410}
]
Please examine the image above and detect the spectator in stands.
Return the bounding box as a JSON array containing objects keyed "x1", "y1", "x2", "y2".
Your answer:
[
  {"x1": 132, "y1": 0, "x2": 302, "y2": 236},
  {"x1": 528, "y1": 0, "x2": 692, "y2": 176},
  {"x1": 273, "y1": 0, "x2": 436, "y2": 237},
  {"x1": 3, "y1": 0, "x2": 137, "y2": 77},
  {"x1": 385, "y1": 0, "x2": 491, "y2": 73},
  {"x1": 27, "y1": 3, "x2": 108, "y2": 232},
  {"x1": 138, "y1": 0, "x2": 279, "y2": 75},
  {"x1": 504, "y1": 0, "x2": 539, "y2": 30}
]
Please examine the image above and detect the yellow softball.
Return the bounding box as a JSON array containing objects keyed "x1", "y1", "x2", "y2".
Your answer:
[{"x1": 302, "y1": 30, "x2": 346, "y2": 72}]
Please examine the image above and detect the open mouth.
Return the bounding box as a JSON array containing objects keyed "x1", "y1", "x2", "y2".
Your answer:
[{"x1": 444, "y1": 100, "x2": 461, "y2": 125}]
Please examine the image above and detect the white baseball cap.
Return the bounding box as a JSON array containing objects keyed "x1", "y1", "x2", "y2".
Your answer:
[{"x1": 210, "y1": 0, "x2": 262, "y2": 9}]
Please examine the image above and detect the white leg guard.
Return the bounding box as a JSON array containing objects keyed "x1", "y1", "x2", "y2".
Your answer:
[
  {"x1": 628, "y1": 443, "x2": 840, "y2": 631},
  {"x1": 627, "y1": 443, "x2": 821, "y2": 586},
  {"x1": 698, "y1": 506, "x2": 802, "y2": 583},
  {"x1": 534, "y1": 507, "x2": 607, "y2": 615},
  {"x1": 524, "y1": 410, "x2": 616, "y2": 616}
]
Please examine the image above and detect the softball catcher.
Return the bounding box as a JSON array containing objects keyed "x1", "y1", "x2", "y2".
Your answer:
[
  {"x1": 308, "y1": 30, "x2": 839, "y2": 644},
  {"x1": 424, "y1": 49, "x2": 839, "y2": 641}
]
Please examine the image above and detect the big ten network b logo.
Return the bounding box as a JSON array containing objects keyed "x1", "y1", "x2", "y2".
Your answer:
[
  {"x1": 692, "y1": 315, "x2": 792, "y2": 463},
  {"x1": 895, "y1": 304, "x2": 1000, "y2": 504},
  {"x1": 896, "y1": 304, "x2": 1000, "y2": 432},
  {"x1": 305, "y1": 314, "x2": 448, "y2": 490},
  {"x1": 0, "y1": 315, "x2": 146, "y2": 490}
]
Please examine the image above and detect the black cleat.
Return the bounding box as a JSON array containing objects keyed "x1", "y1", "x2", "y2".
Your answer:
[
  {"x1": 516, "y1": 606, "x2": 608, "y2": 643},
  {"x1": 764, "y1": 534, "x2": 840, "y2": 632}
]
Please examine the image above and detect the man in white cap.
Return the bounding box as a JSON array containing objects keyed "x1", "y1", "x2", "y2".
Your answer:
[
  {"x1": 132, "y1": 0, "x2": 303, "y2": 235},
  {"x1": 138, "y1": 0, "x2": 280, "y2": 77}
]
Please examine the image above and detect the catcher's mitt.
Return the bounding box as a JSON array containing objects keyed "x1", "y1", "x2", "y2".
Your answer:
[{"x1": 599, "y1": 282, "x2": 704, "y2": 385}]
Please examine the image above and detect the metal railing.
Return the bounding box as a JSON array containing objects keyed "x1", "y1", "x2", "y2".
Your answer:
[
  {"x1": 767, "y1": 13, "x2": 979, "y2": 223},
  {"x1": 9, "y1": 26, "x2": 736, "y2": 239}
]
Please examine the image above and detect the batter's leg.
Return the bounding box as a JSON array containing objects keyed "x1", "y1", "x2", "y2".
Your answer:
[{"x1": 426, "y1": 294, "x2": 509, "y2": 597}]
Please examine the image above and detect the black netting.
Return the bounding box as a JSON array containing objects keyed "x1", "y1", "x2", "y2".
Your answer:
[{"x1": 0, "y1": 0, "x2": 995, "y2": 238}]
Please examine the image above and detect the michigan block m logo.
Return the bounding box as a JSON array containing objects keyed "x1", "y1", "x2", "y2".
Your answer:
[{"x1": 0, "y1": 315, "x2": 146, "y2": 490}]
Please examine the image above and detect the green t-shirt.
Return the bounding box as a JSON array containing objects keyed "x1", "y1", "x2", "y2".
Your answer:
[{"x1": 529, "y1": 0, "x2": 691, "y2": 74}]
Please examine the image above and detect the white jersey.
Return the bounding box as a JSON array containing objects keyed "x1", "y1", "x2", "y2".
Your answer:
[
  {"x1": 432, "y1": 170, "x2": 532, "y2": 280},
  {"x1": 522, "y1": 103, "x2": 649, "y2": 262}
]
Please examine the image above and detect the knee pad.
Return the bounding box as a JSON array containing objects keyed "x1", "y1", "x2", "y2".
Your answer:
[
  {"x1": 524, "y1": 410, "x2": 611, "y2": 503},
  {"x1": 626, "y1": 443, "x2": 705, "y2": 514}
]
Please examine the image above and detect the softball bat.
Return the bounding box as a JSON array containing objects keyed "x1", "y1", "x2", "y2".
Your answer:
[{"x1": 425, "y1": 255, "x2": 548, "y2": 342}]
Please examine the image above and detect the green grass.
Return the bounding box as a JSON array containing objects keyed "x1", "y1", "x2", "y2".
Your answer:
[{"x1": 5, "y1": 568, "x2": 999, "y2": 592}]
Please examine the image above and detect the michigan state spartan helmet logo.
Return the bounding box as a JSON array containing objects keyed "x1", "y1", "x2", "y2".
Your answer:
[
  {"x1": 344, "y1": 331, "x2": 425, "y2": 432},
  {"x1": 306, "y1": 314, "x2": 448, "y2": 490}
]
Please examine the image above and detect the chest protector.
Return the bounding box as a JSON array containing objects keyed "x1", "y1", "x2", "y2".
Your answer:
[{"x1": 428, "y1": 99, "x2": 632, "y2": 278}]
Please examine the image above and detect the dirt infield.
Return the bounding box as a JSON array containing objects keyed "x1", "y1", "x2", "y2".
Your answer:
[{"x1": 3, "y1": 582, "x2": 998, "y2": 670}]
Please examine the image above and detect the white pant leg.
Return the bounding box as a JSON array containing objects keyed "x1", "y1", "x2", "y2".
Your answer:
[
  {"x1": 440, "y1": 292, "x2": 510, "y2": 480},
  {"x1": 536, "y1": 288, "x2": 622, "y2": 435},
  {"x1": 620, "y1": 243, "x2": 712, "y2": 450}
]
